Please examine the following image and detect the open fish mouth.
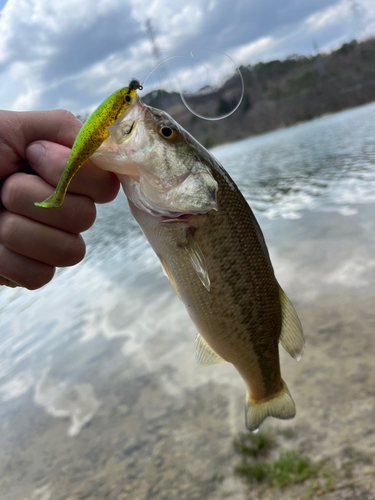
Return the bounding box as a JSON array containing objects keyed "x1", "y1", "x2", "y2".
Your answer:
[
  {"x1": 90, "y1": 98, "x2": 148, "y2": 180},
  {"x1": 91, "y1": 95, "x2": 218, "y2": 219},
  {"x1": 106, "y1": 96, "x2": 147, "y2": 146}
]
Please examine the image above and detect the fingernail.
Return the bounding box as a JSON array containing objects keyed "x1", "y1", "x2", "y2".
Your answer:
[{"x1": 26, "y1": 143, "x2": 45, "y2": 167}]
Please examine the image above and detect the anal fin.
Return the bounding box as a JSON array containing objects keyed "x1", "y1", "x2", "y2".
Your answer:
[
  {"x1": 195, "y1": 334, "x2": 225, "y2": 366},
  {"x1": 279, "y1": 287, "x2": 304, "y2": 361}
]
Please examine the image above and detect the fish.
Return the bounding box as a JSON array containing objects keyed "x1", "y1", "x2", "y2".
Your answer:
[
  {"x1": 89, "y1": 95, "x2": 305, "y2": 432},
  {"x1": 34, "y1": 79, "x2": 142, "y2": 209}
]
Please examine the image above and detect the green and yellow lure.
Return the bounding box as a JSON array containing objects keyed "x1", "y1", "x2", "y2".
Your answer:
[{"x1": 35, "y1": 79, "x2": 142, "y2": 209}]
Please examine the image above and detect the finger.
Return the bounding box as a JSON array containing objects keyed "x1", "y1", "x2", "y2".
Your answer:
[
  {"x1": 0, "y1": 212, "x2": 86, "y2": 267},
  {"x1": 26, "y1": 141, "x2": 120, "y2": 204},
  {"x1": 0, "y1": 109, "x2": 82, "y2": 180},
  {"x1": 1, "y1": 173, "x2": 96, "y2": 234},
  {"x1": 0, "y1": 245, "x2": 55, "y2": 290},
  {"x1": 0, "y1": 276, "x2": 18, "y2": 288}
]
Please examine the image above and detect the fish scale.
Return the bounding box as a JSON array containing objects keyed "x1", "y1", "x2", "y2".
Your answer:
[
  {"x1": 38, "y1": 90, "x2": 304, "y2": 432},
  {"x1": 188, "y1": 168, "x2": 282, "y2": 396},
  {"x1": 91, "y1": 95, "x2": 304, "y2": 431}
]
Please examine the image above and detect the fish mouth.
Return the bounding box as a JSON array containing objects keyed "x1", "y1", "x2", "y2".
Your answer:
[
  {"x1": 106, "y1": 95, "x2": 147, "y2": 146},
  {"x1": 91, "y1": 95, "x2": 219, "y2": 218},
  {"x1": 91, "y1": 96, "x2": 148, "y2": 176}
]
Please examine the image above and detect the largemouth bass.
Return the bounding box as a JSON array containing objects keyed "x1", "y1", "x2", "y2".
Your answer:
[{"x1": 89, "y1": 95, "x2": 304, "y2": 432}]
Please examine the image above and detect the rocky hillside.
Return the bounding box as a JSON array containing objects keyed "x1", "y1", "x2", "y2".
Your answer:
[{"x1": 143, "y1": 38, "x2": 375, "y2": 148}]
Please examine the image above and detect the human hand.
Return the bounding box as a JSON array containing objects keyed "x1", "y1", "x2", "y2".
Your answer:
[{"x1": 0, "y1": 110, "x2": 120, "y2": 289}]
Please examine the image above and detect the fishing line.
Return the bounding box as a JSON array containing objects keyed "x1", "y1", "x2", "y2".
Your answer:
[
  {"x1": 137, "y1": 49, "x2": 244, "y2": 121},
  {"x1": 179, "y1": 49, "x2": 244, "y2": 121},
  {"x1": 113, "y1": 55, "x2": 191, "y2": 127},
  {"x1": 140, "y1": 54, "x2": 190, "y2": 89}
]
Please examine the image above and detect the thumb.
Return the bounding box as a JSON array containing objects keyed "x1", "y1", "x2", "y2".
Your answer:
[{"x1": 0, "y1": 109, "x2": 82, "y2": 180}]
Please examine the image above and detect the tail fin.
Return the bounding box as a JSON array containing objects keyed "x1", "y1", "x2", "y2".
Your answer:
[{"x1": 245, "y1": 380, "x2": 296, "y2": 432}]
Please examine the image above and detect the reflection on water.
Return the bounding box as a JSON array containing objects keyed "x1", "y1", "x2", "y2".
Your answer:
[
  {"x1": 213, "y1": 101, "x2": 375, "y2": 218},
  {"x1": 35, "y1": 370, "x2": 101, "y2": 437},
  {"x1": 1, "y1": 101, "x2": 375, "y2": 499}
]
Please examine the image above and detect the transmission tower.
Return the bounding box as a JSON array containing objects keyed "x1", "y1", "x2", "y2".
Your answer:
[
  {"x1": 313, "y1": 40, "x2": 324, "y2": 75},
  {"x1": 349, "y1": 0, "x2": 362, "y2": 40},
  {"x1": 145, "y1": 19, "x2": 169, "y2": 87}
]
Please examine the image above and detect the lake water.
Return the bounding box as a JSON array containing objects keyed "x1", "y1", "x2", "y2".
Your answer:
[{"x1": 1, "y1": 101, "x2": 375, "y2": 500}]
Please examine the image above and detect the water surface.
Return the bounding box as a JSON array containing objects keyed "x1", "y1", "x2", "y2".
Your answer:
[{"x1": 1, "y1": 102, "x2": 375, "y2": 500}]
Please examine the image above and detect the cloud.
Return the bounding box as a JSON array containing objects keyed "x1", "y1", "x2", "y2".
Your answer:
[
  {"x1": 305, "y1": 0, "x2": 350, "y2": 32},
  {"x1": 361, "y1": 0, "x2": 375, "y2": 38},
  {"x1": 0, "y1": 0, "x2": 373, "y2": 113},
  {"x1": 233, "y1": 37, "x2": 275, "y2": 64}
]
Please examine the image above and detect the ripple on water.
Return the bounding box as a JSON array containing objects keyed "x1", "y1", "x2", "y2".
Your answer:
[
  {"x1": 213, "y1": 101, "x2": 375, "y2": 219},
  {"x1": 1, "y1": 100, "x2": 375, "y2": 418}
]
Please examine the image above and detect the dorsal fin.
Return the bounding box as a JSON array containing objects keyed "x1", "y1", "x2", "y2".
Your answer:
[
  {"x1": 195, "y1": 334, "x2": 226, "y2": 366},
  {"x1": 278, "y1": 287, "x2": 304, "y2": 361}
]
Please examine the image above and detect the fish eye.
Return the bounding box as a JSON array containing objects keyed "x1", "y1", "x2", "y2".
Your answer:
[
  {"x1": 125, "y1": 95, "x2": 132, "y2": 103},
  {"x1": 159, "y1": 126, "x2": 178, "y2": 141}
]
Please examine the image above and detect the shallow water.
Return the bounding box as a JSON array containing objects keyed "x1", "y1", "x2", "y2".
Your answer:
[
  {"x1": 1, "y1": 101, "x2": 375, "y2": 500},
  {"x1": 213, "y1": 101, "x2": 375, "y2": 219}
]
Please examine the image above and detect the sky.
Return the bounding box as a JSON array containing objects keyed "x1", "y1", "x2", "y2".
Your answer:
[{"x1": 0, "y1": 0, "x2": 374, "y2": 115}]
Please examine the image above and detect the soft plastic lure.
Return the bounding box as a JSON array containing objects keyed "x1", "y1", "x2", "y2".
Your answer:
[{"x1": 35, "y1": 79, "x2": 142, "y2": 209}]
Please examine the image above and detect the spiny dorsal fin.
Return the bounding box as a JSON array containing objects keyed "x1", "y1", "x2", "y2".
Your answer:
[
  {"x1": 183, "y1": 233, "x2": 210, "y2": 291},
  {"x1": 279, "y1": 287, "x2": 304, "y2": 361},
  {"x1": 195, "y1": 334, "x2": 225, "y2": 366}
]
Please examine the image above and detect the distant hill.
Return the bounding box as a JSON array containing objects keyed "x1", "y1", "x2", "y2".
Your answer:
[{"x1": 142, "y1": 38, "x2": 375, "y2": 148}]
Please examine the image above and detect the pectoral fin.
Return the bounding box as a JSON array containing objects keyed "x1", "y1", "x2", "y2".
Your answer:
[
  {"x1": 278, "y1": 287, "x2": 304, "y2": 361},
  {"x1": 195, "y1": 334, "x2": 225, "y2": 366},
  {"x1": 183, "y1": 232, "x2": 210, "y2": 291}
]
